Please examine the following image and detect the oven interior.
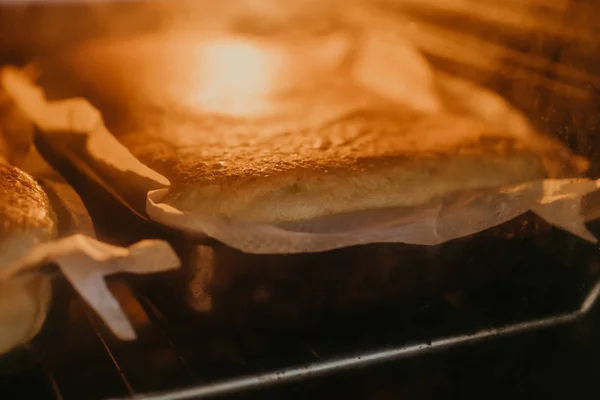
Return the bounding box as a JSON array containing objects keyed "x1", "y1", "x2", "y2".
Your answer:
[{"x1": 1, "y1": 1, "x2": 600, "y2": 399}]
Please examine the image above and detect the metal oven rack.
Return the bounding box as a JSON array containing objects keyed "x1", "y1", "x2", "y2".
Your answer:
[
  {"x1": 1, "y1": 229, "x2": 600, "y2": 400},
  {"x1": 126, "y1": 279, "x2": 600, "y2": 400}
]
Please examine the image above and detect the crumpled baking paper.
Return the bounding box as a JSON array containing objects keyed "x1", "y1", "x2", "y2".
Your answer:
[
  {"x1": 0, "y1": 269, "x2": 52, "y2": 356},
  {"x1": 1, "y1": 29, "x2": 599, "y2": 255},
  {"x1": 145, "y1": 179, "x2": 600, "y2": 254},
  {"x1": 0, "y1": 99, "x2": 181, "y2": 351},
  {"x1": 0, "y1": 234, "x2": 180, "y2": 341}
]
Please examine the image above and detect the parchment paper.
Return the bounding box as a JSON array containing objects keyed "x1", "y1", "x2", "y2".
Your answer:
[
  {"x1": 0, "y1": 235, "x2": 180, "y2": 341},
  {"x1": 0, "y1": 98, "x2": 181, "y2": 352},
  {"x1": 1, "y1": 31, "x2": 599, "y2": 255},
  {"x1": 145, "y1": 179, "x2": 600, "y2": 254}
]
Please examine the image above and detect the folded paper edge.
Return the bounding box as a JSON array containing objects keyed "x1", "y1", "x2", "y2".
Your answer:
[
  {"x1": 0, "y1": 67, "x2": 170, "y2": 188},
  {"x1": 147, "y1": 179, "x2": 600, "y2": 254},
  {"x1": 0, "y1": 234, "x2": 181, "y2": 341}
]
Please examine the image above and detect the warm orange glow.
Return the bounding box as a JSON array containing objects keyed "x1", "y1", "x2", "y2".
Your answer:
[{"x1": 186, "y1": 39, "x2": 283, "y2": 117}]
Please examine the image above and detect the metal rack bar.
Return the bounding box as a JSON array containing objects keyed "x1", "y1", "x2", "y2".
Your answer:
[{"x1": 110, "y1": 279, "x2": 600, "y2": 400}]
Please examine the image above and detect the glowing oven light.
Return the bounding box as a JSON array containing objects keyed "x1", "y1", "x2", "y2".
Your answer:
[{"x1": 187, "y1": 40, "x2": 281, "y2": 116}]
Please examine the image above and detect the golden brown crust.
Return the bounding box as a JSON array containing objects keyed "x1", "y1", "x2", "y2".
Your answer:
[
  {"x1": 0, "y1": 160, "x2": 57, "y2": 265},
  {"x1": 39, "y1": 33, "x2": 587, "y2": 223},
  {"x1": 119, "y1": 109, "x2": 551, "y2": 222}
]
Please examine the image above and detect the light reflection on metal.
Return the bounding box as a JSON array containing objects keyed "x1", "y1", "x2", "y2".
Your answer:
[{"x1": 110, "y1": 279, "x2": 600, "y2": 400}]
